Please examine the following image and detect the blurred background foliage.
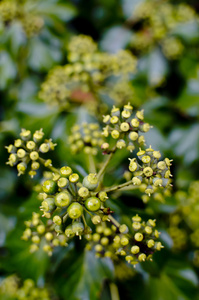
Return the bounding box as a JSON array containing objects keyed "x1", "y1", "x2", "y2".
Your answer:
[{"x1": 0, "y1": 0, "x2": 199, "y2": 299}]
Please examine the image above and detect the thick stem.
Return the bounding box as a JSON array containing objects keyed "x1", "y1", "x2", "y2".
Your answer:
[
  {"x1": 108, "y1": 214, "x2": 120, "y2": 228},
  {"x1": 97, "y1": 151, "x2": 114, "y2": 181},
  {"x1": 103, "y1": 180, "x2": 133, "y2": 193},
  {"x1": 38, "y1": 157, "x2": 60, "y2": 174},
  {"x1": 109, "y1": 283, "x2": 120, "y2": 300}
]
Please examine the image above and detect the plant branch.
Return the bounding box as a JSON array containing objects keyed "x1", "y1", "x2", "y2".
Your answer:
[
  {"x1": 103, "y1": 180, "x2": 133, "y2": 193},
  {"x1": 97, "y1": 151, "x2": 114, "y2": 181},
  {"x1": 109, "y1": 283, "x2": 120, "y2": 300},
  {"x1": 38, "y1": 157, "x2": 60, "y2": 174}
]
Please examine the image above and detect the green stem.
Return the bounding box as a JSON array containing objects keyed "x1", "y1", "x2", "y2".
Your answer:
[
  {"x1": 108, "y1": 215, "x2": 120, "y2": 228},
  {"x1": 88, "y1": 154, "x2": 96, "y2": 173},
  {"x1": 103, "y1": 180, "x2": 133, "y2": 193},
  {"x1": 63, "y1": 213, "x2": 68, "y2": 223},
  {"x1": 109, "y1": 283, "x2": 120, "y2": 300},
  {"x1": 97, "y1": 151, "x2": 114, "y2": 181},
  {"x1": 38, "y1": 157, "x2": 60, "y2": 174}
]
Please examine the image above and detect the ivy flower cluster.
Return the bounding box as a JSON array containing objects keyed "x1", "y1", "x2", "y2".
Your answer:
[
  {"x1": 6, "y1": 104, "x2": 173, "y2": 265},
  {"x1": 0, "y1": 275, "x2": 51, "y2": 300},
  {"x1": 102, "y1": 103, "x2": 151, "y2": 152},
  {"x1": 69, "y1": 122, "x2": 104, "y2": 155},
  {"x1": 0, "y1": 0, "x2": 44, "y2": 37},
  {"x1": 129, "y1": 0, "x2": 196, "y2": 59},
  {"x1": 168, "y1": 181, "x2": 199, "y2": 267},
  {"x1": 39, "y1": 35, "x2": 137, "y2": 112},
  {"x1": 86, "y1": 215, "x2": 163, "y2": 265},
  {"x1": 6, "y1": 128, "x2": 56, "y2": 177}
]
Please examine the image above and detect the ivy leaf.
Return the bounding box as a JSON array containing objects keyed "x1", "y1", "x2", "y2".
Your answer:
[
  {"x1": 0, "y1": 51, "x2": 17, "y2": 90},
  {"x1": 54, "y1": 250, "x2": 114, "y2": 300}
]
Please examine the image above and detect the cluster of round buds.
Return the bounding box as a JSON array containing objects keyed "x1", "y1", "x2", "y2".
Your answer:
[
  {"x1": 21, "y1": 212, "x2": 68, "y2": 256},
  {"x1": 0, "y1": 275, "x2": 51, "y2": 300},
  {"x1": 102, "y1": 104, "x2": 151, "y2": 152},
  {"x1": 161, "y1": 37, "x2": 184, "y2": 60},
  {"x1": 86, "y1": 215, "x2": 163, "y2": 266},
  {"x1": 69, "y1": 123, "x2": 104, "y2": 155},
  {"x1": 39, "y1": 35, "x2": 137, "y2": 111},
  {"x1": 0, "y1": 0, "x2": 44, "y2": 37},
  {"x1": 128, "y1": 146, "x2": 173, "y2": 196},
  {"x1": 33, "y1": 168, "x2": 110, "y2": 249},
  {"x1": 6, "y1": 128, "x2": 56, "y2": 178}
]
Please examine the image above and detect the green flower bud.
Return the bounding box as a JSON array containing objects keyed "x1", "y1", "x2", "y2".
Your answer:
[
  {"x1": 45, "y1": 232, "x2": 53, "y2": 241},
  {"x1": 53, "y1": 215, "x2": 62, "y2": 225},
  {"x1": 83, "y1": 173, "x2": 98, "y2": 190},
  {"x1": 119, "y1": 224, "x2": 129, "y2": 233},
  {"x1": 39, "y1": 143, "x2": 50, "y2": 153},
  {"x1": 5, "y1": 144, "x2": 16, "y2": 153},
  {"x1": 67, "y1": 202, "x2": 83, "y2": 219},
  {"x1": 31, "y1": 161, "x2": 40, "y2": 170},
  {"x1": 37, "y1": 224, "x2": 45, "y2": 234},
  {"x1": 131, "y1": 245, "x2": 140, "y2": 254},
  {"x1": 138, "y1": 253, "x2": 146, "y2": 261},
  {"x1": 55, "y1": 225, "x2": 63, "y2": 234},
  {"x1": 33, "y1": 129, "x2": 44, "y2": 142},
  {"x1": 30, "y1": 244, "x2": 39, "y2": 253},
  {"x1": 31, "y1": 236, "x2": 40, "y2": 244},
  {"x1": 65, "y1": 225, "x2": 74, "y2": 237},
  {"x1": 129, "y1": 158, "x2": 138, "y2": 172},
  {"x1": 110, "y1": 116, "x2": 119, "y2": 124},
  {"x1": 41, "y1": 198, "x2": 55, "y2": 212},
  {"x1": 122, "y1": 110, "x2": 131, "y2": 119},
  {"x1": 143, "y1": 167, "x2": 153, "y2": 177},
  {"x1": 120, "y1": 122, "x2": 130, "y2": 132},
  {"x1": 78, "y1": 187, "x2": 89, "y2": 198},
  {"x1": 60, "y1": 166, "x2": 72, "y2": 177},
  {"x1": 129, "y1": 132, "x2": 138, "y2": 141},
  {"x1": 20, "y1": 129, "x2": 31, "y2": 141},
  {"x1": 69, "y1": 173, "x2": 79, "y2": 183},
  {"x1": 120, "y1": 236, "x2": 129, "y2": 246},
  {"x1": 57, "y1": 177, "x2": 69, "y2": 188},
  {"x1": 17, "y1": 148, "x2": 26, "y2": 158},
  {"x1": 111, "y1": 130, "x2": 120, "y2": 139},
  {"x1": 72, "y1": 222, "x2": 84, "y2": 236},
  {"x1": 17, "y1": 162, "x2": 27, "y2": 175},
  {"x1": 30, "y1": 151, "x2": 39, "y2": 161},
  {"x1": 147, "y1": 239, "x2": 155, "y2": 248},
  {"x1": 101, "y1": 237, "x2": 109, "y2": 246},
  {"x1": 55, "y1": 191, "x2": 72, "y2": 208},
  {"x1": 26, "y1": 141, "x2": 36, "y2": 150},
  {"x1": 98, "y1": 191, "x2": 108, "y2": 202},
  {"x1": 85, "y1": 197, "x2": 101, "y2": 212},
  {"x1": 14, "y1": 139, "x2": 23, "y2": 147},
  {"x1": 116, "y1": 139, "x2": 126, "y2": 149},
  {"x1": 95, "y1": 244, "x2": 103, "y2": 252},
  {"x1": 134, "y1": 232, "x2": 143, "y2": 242},
  {"x1": 136, "y1": 110, "x2": 144, "y2": 120},
  {"x1": 92, "y1": 215, "x2": 101, "y2": 224},
  {"x1": 132, "y1": 177, "x2": 142, "y2": 185},
  {"x1": 131, "y1": 118, "x2": 139, "y2": 127},
  {"x1": 43, "y1": 180, "x2": 57, "y2": 194}
]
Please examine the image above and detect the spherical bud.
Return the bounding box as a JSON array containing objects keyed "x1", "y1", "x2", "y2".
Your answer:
[
  {"x1": 132, "y1": 222, "x2": 141, "y2": 230},
  {"x1": 31, "y1": 161, "x2": 40, "y2": 170},
  {"x1": 147, "y1": 239, "x2": 155, "y2": 248},
  {"x1": 45, "y1": 232, "x2": 53, "y2": 241},
  {"x1": 142, "y1": 123, "x2": 150, "y2": 132},
  {"x1": 127, "y1": 143, "x2": 135, "y2": 152},
  {"x1": 33, "y1": 129, "x2": 44, "y2": 142},
  {"x1": 43, "y1": 244, "x2": 52, "y2": 255},
  {"x1": 101, "y1": 143, "x2": 109, "y2": 150},
  {"x1": 85, "y1": 197, "x2": 101, "y2": 212},
  {"x1": 110, "y1": 116, "x2": 119, "y2": 124},
  {"x1": 14, "y1": 139, "x2": 23, "y2": 147},
  {"x1": 65, "y1": 225, "x2": 74, "y2": 237},
  {"x1": 67, "y1": 202, "x2": 83, "y2": 219},
  {"x1": 95, "y1": 244, "x2": 103, "y2": 252},
  {"x1": 60, "y1": 166, "x2": 72, "y2": 177},
  {"x1": 101, "y1": 237, "x2": 109, "y2": 246},
  {"x1": 92, "y1": 215, "x2": 101, "y2": 224},
  {"x1": 134, "y1": 232, "x2": 143, "y2": 242},
  {"x1": 55, "y1": 225, "x2": 63, "y2": 234},
  {"x1": 30, "y1": 244, "x2": 39, "y2": 253},
  {"x1": 157, "y1": 161, "x2": 166, "y2": 170},
  {"x1": 145, "y1": 185, "x2": 154, "y2": 196},
  {"x1": 153, "y1": 178, "x2": 163, "y2": 187},
  {"x1": 131, "y1": 245, "x2": 140, "y2": 254},
  {"x1": 72, "y1": 222, "x2": 84, "y2": 236},
  {"x1": 17, "y1": 162, "x2": 27, "y2": 175},
  {"x1": 69, "y1": 173, "x2": 79, "y2": 183},
  {"x1": 129, "y1": 158, "x2": 138, "y2": 172},
  {"x1": 138, "y1": 135, "x2": 145, "y2": 145},
  {"x1": 6, "y1": 144, "x2": 17, "y2": 154},
  {"x1": 153, "y1": 151, "x2": 161, "y2": 159},
  {"x1": 142, "y1": 155, "x2": 151, "y2": 164},
  {"x1": 138, "y1": 253, "x2": 146, "y2": 261},
  {"x1": 124, "y1": 103, "x2": 133, "y2": 112},
  {"x1": 96, "y1": 226, "x2": 104, "y2": 234},
  {"x1": 119, "y1": 224, "x2": 129, "y2": 233},
  {"x1": 57, "y1": 177, "x2": 69, "y2": 188},
  {"x1": 116, "y1": 139, "x2": 126, "y2": 149},
  {"x1": 43, "y1": 180, "x2": 57, "y2": 194},
  {"x1": 132, "y1": 214, "x2": 142, "y2": 222},
  {"x1": 83, "y1": 173, "x2": 98, "y2": 190},
  {"x1": 26, "y1": 141, "x2": 36, "y2": 150},
  {"x1": 78, "y1": 187, "x2": 89, "y2": 198},
  {"x1": 98, "y1": 191, "x2": 108, "y2": 202},
  {"x1": 122, "y1": 110, "x2": 131, "y2": 119},
  {"x1": 55, "y1": 191, "x2": 72, "y2": 208},
  {"x1": 111, "y1": 130, "x2": 120, "y2": 139},
  {"x1": 30, "y1": 151, "x2": 39, "y2": 161},
  {"x1": 111, "y1": 106, "x2": 120, "y2": 117},
  {"x1": 103, "y1": 228, "x2": 112, "y2": 236},
  {"x1": 103, "y1": 115, "x2": 111, "y2": 124},
  {"x1": 145, "y1": 226, "x2": 153, "y2": 234},
  {"x1": 39, "y1": 143, "x2": 50, "y2": 153},
  {"x1": 52, "y1": 239, "x2": 60, "y2": 247},
  {"x1": 20, "y1": 129, "x2": 31, "y2": 141},
  {"x1": 17, "y1": 148, "x2": 26, "y2": 158},
  {"x1": 155, "y1": 242, "x2": 164, "y2": 251},
  {"x1": 125, "y1": 255, "x2": 134, "y2": 263},
  {"x1": 132, "y1": 177, "x2": 142, "y2": 185},
  {"x1": 120, "y1": 122, "x2": 130, "y2": 132},
  {"x1": 131, "y1": 118, "x2": 139, "y2": 127},
  {"x1": 136, "y1": 110, "x2": 144, "y2": 120},
  {"x1": 41, "y1": 198, "x2": 55, "y2": 212},
  {"x1": 44, "y1": 159, "x2": 52, "y2": 167},
  {"x1": 120, "y1": 236, "x2": 129, "y2": 246},
  {"x1": 93, "y1": 233, "x2": 101, "y2": 242},
  {"x1": 143, "y1": 167, "x2": 153, "y2": 177},
  {"x1": 37, "y1": 224, "x2": 45, "y2": 234},
  {"x1": 53, "y1": 215, "x2": 62, "y2": 225},
  {"x1": 129, "y1": 132, "x2": 138, "y2": 141}
]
